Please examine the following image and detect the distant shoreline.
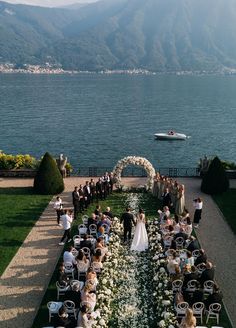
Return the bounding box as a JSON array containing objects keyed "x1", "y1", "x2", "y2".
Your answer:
[{"x1": 1, "y1": 65, "x2": 236, "y2": 76}]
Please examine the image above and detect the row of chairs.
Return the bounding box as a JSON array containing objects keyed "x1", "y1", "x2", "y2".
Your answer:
[
  {"x1": 175, "y1": 301, "x2": 222, "y2": 325},
  {"x1": 172, "y1": 279, "x2": 215, "y2": 294}
]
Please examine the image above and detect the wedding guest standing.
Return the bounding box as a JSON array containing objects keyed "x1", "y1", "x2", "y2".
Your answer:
[
  {"x1": 193, "y1": 197, "x2": 203, "y2": 228},
  {"x1": 54, "y1": 196, "x2": 63, "y2": 225},
  {"x1": 175, "y1": 184, "x2": 185, "y2": 216},
  {"x1": 162, "y1": 188, "x2": 172, "y2": 208},
  {"x1": 83, "y1": 181, "x2": 91, "y2": 209},
  {"x1": 90, "y1": 178, "x2": 96, "y2": 203},
  {"x1": 59, "y1": 209, "x2": 73, "y2": 245},
  {"x1": 72, "y1": 186, "x2": 80, "y2": 219}
]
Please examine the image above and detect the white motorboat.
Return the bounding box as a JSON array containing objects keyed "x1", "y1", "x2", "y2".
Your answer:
[{"x1": 154, "y1": 131, "x2": 188, "y2": 140}]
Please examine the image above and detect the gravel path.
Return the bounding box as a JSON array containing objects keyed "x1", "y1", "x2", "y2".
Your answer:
[
  {"x1": 179, "y1": 177, "x2": 236, "y2": 326},
  {"x1": 0, "y1": 177, "x2": 235, "y2": 327}
]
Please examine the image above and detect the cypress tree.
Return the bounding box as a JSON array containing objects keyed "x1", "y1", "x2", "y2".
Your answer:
[
  {"x1": 34, "y1": 152, "x2": 64, "y2": 195},
  {"x1": 201, "y1": 156, "x2": 229, "y2": 194}
]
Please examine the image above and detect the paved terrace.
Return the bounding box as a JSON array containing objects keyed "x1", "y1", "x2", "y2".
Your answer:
[{"x1": 0, "y1": 177, "x2": 235, "y2": 327}]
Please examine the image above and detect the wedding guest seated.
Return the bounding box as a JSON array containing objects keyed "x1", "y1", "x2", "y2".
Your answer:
[
  {"x1": 187, "y1": 236, "x2": 200, "y2": 252},
  {"x1": 183, "y1": 217, "x2": 193, "y2": 236},
  {"x1": 173, "y1": 227, "x2": 188, "y2": 244},
  {"x1": 103, "y1": 206, "x2": 114, "y2": 219},
  {"x1": 167, "y1": 251, "x2": 180, "y2": 275},
  {"x1": 158, "y1": 206, "x2": 170, "y2": 222},
  {"x1": 194, "y1": 248, "x2": 207, "y2": 266},
  {"x1": 199, "y1": 261, "x2": 215, "y2": 286},
  {"x1": 81, "y1": 284, "x2": 97, "y2": 311},
  {"x1": 63, "y1": 246, "x2": 77, "y2": 266},
  {"x1": 170, "y1": 265, "x2": 183, "y2": 282},
  {"x1": 179, "y1": 308, "x2": 196, "y2": 328},
  {"x1": 86, "y1": 267, "x2": 98, "y2": 288},
  {"x1": 97, "y1": 214, "x2": 112, "y2": 230},
  {"x1": 64, "y1": 282, "x2": 81, "y2": 308},
  {"x1": 183, "y1": 266, "x2": 199, "y2": 288},
  {"x1": 77, "y1": 304, "x2": 94, "y2": 327},
  {"x1": 80, "y1": 234, "x2": 93, "y2": 251},
  {"x1": 170, "y1": 238, "x2": 177, "y2": 250},
  {"x1": 88, "y1": 213, "x2": 98, "y2": 228},
  {"x1": 57, "y1": 263, "x2": 70, "y2": 287},
  {"x1": 54, "y1": 304, "x2": 75, "y2": 328},
  {"x1": 204, "y1": 284, "x2": 223, "y2": 310},
  {"x1": 189, "y1": 286, "x2": 204, "y2": 306},
  {"x1": 95, "y1": 237, "x2": 108, "y2": 259},
  {"x1": 92, "y1": 248, "x2": 103, "y2": 269},
  {"x1": 76, "y1": 250, "x2": 90, "y2": 273},
  {"x1": 94, "y1": 204, "x2": 102, "y2": 216},
  {"x1": 173, "y1": 215, "x2": 181, "y2": 234},
  {"x1": 183, "y1": 251, "x2": 195, "y2": 269}
]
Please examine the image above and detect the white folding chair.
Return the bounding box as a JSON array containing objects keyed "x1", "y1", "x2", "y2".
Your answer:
[
  {"x1": 81, "y1": 247, "x2": 91, "y2": 259},
  {"x1": 82, "y1": 215, "x2": 89, "y2": 225},
  {"x1": 73, "y1": 234, "x2": 82, "y2": 248},
  {"x1": 206, "y1": 303, "x2": 221, "y2": 325},
  {"x1": 175, "y1": 236, "x2": 185, "y2": 249},
  {"x1": 70, "y1": 279, "x2": 84, "y2": 291},
  {"x1": 56, "y1": 281, "x2": 70, "y2": 300},
  {"x1": 186, "y1": 279, "x2": 199, "y2": 293},
  {"x1": 78, "y1": 224, "x2": 87, "y2": 236},
  {"x1": 175, "y1": 301, "x2": 189, "y2": 318},
  {"x1": 192, "y1": 249, "x2": 201, "y2": 259},
  {"x1": 192, "y1": 302, "x2": 205, "y2": 324},
  {"x1": 196, "y1": 263, "x2": 206, "y2": 274},
  {"x1": 89, "y1": 224, "x2": 97, "y2": 237},
  {"x1": 64, "y1": 300, "x2": 77, "y2": 318},
  {"x1": 203, "y1": 280, "x2": 215, "y2": 295},
  {"x1": 163, "y1": 235, "x2": 173, "y2": 248},
  {"x1": 172, "y1": 279, "x2": 183, "y2": 292},
  {"x1": 64, "y1": 262, "x2": 75, "y2": 279},
  {"x1": 47, "y1": 301, "x2": 63, "y2": 322}
]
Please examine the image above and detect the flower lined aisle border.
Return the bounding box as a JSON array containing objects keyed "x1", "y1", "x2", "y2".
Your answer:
[
  {"x1": 147, "y1": 220, "x2": 178, "y2": 327},
  {"x1": 93, "y1": 193, "x2": 178, "y2": 328},
  {"x1": 112, "y1": 156, "x2": 156, "y2": 190}
]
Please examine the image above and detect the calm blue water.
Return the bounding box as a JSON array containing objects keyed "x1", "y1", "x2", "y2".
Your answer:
[{"x1": 0, "y1": 73, "x2": 236, "y2": 171}]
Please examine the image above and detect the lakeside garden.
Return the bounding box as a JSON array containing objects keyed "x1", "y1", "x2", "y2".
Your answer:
[{"x1": 1, "y1": 152, "x2": 236, "y2": 328}]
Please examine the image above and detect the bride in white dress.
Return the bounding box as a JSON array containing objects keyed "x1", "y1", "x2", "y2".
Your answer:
[{"x1": 131, "y1": 209, "x2": 148, "y2": 252}]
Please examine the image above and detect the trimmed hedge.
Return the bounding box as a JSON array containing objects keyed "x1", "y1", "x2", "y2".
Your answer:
[
  {"x1": 34, "y1": 152, "x2": 64, "y2": 195},
  {"x1": 201, "y1": 156, "x2": 229, "y2": 194}
]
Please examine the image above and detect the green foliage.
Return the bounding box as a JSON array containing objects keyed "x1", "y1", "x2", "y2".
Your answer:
[
  {"x1": 221, "y1": 160, "x2": 236, "y2": 170},
  {"x1": 34, "y1": 152, "x2": 64, "y2": 195},
  {"x1": 201, "y1": 156, "x2": 229, "y2": 195},
  {"x1": 0, "y1": 152, "x2": 38, "y2": 170}
]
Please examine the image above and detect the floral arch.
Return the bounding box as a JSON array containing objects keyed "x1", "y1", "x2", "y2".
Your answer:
[{"x1": 112, "y1": 156, "x2": 156, "y2": 190}]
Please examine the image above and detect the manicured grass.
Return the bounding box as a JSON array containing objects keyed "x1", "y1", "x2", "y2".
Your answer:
[
  {"x1": 0, "y1": 187, "x2": 52, "y2": 276},
  {"x1": 213, "y1": 188, "x2": 236, "y2": 235},
  {"x1": 33, "y1": 191, "x2": 232, "y2": 328}
]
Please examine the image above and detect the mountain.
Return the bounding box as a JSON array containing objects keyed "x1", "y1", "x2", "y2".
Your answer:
[{"x1": 1, "y1": 0, "x2": 236, "y2": 71}]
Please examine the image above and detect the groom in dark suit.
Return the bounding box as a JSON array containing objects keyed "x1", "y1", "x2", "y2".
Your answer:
[{"x1": 120, "y1": 207, "x2": 136, "y2": 242}]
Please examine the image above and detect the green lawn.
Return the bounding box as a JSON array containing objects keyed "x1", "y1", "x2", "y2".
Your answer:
[
  {"x1": 0, "y1": 187, "x2": 52, "y2": 276},
  {"x1": 213, "y1": 188, "x2": 236, "y2": 235}
]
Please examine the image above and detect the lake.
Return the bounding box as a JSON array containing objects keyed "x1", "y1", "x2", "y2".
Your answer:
[{"x1": 0, "y1": 73, "x2": 236, "y2": 172}]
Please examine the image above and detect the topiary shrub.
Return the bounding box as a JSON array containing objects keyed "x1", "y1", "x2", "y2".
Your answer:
[
  {"x1": 201, "y1": 156, "x2": 229, "y2": 194},
  {"x1": 34, "y1": 152, "x2": 64, "y2": 195}
]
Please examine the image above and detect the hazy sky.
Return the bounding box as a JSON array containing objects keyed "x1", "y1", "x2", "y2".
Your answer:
[{"x1": 3, "y1": 0, "x2": 99, "y2": 7}]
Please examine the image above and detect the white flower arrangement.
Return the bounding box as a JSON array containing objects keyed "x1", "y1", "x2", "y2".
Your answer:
[
  {"x1": 92, "y1": 193, "x2": 178, "y2": 328},
  {"x1": 112, "y1": 156, "x2": 155, "y2": 190}
]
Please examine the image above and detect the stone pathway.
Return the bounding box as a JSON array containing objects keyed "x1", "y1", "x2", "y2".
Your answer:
[
  {"x1": 179, "y1": 178, "x2": 236, "y2": 327},
  {"x1": 0, "y1": 177, "x2": 236, "y2": 327}
]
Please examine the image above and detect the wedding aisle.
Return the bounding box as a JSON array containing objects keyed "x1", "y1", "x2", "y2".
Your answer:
[{"x1": 93, "y1": 193, "x2": 177, "y2": 328}]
